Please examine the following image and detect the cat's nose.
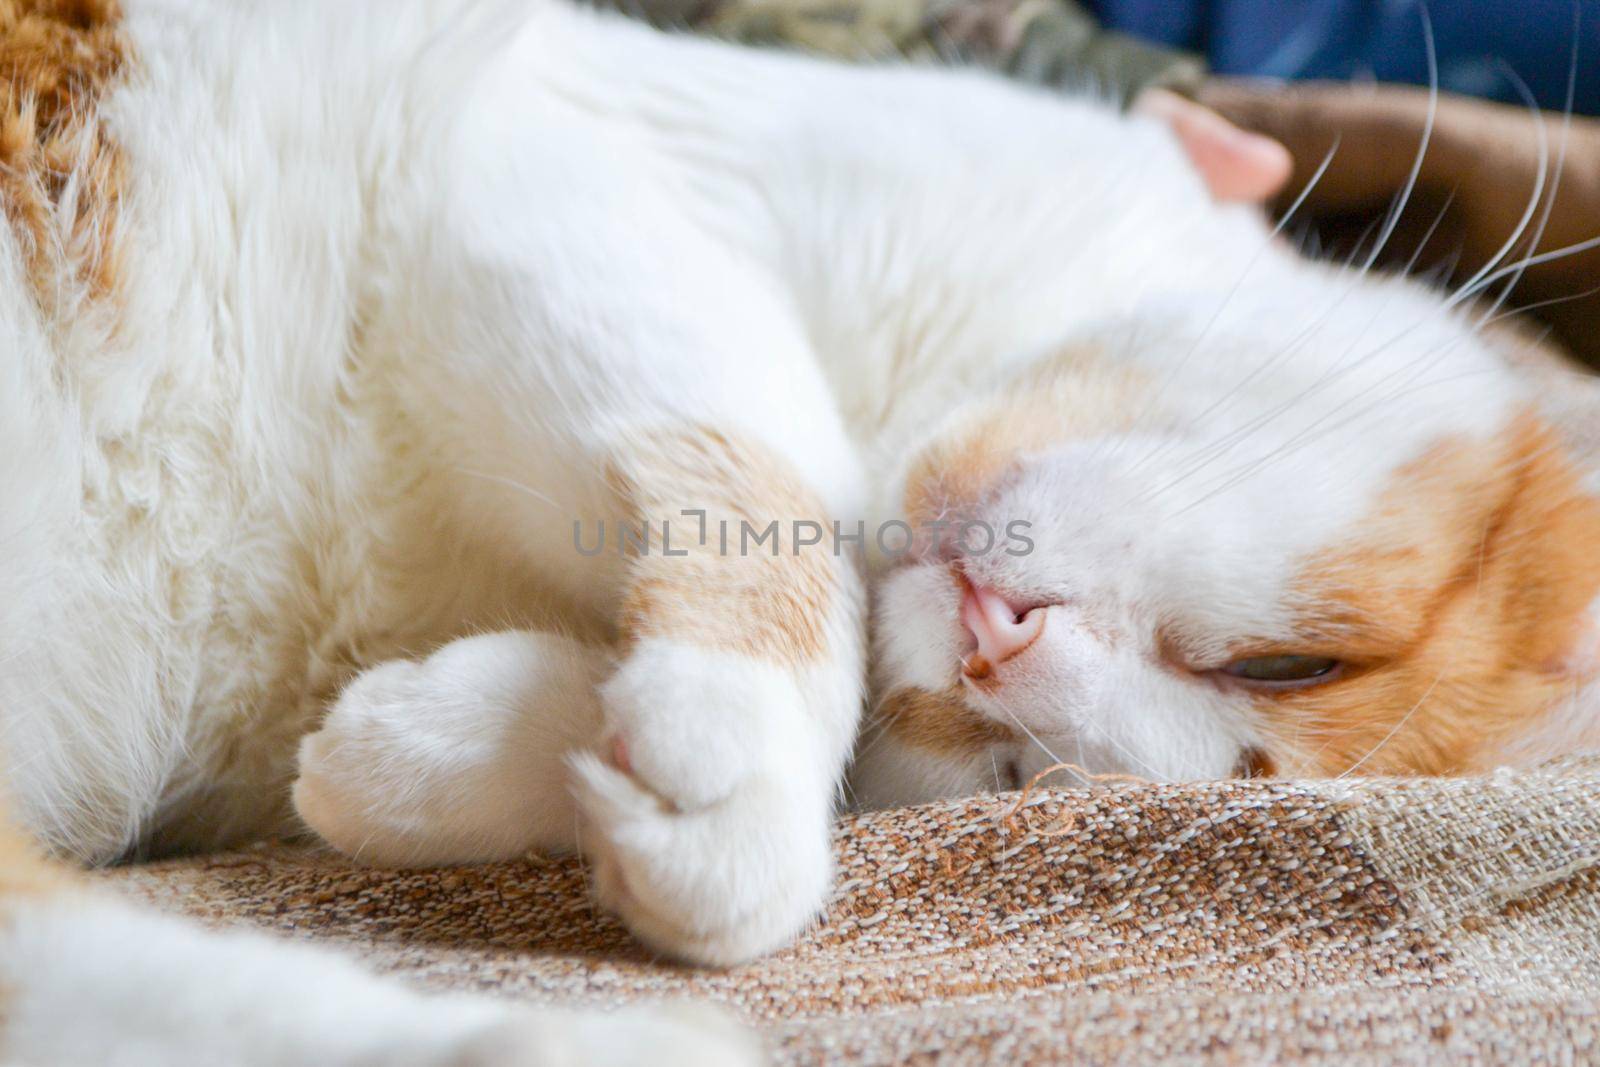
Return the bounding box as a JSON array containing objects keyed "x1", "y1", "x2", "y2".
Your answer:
[{"x1": 960, "y1": 581, "x2": 1046, "y2": 673}]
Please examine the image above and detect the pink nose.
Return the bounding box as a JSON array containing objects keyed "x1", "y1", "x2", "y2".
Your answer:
[{"x1": 960, "y1": 581, "x2": 1046, "y2": 670}]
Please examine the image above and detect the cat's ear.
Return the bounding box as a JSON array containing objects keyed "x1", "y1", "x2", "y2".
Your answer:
[{"x1": 1135, "y1": 89, "x2": 1292, "y2": 204}]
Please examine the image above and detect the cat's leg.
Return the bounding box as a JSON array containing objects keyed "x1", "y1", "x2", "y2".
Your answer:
[
  {"x1": 567, "y1": 426, "x2": 868, "y2": 967},
  {"x1": 0, "y1": 808, "x2": 756, "y2": 1066},
  {"x1": 293, "y1": 630, "x2": 609, "y2": 865},
  {"x1": 295, "y1": 436, "x2": 869, "y2": 967},
  {"x1": 384, "y1": 89, "x2": 871, "y2": 964},
  {"x1": 388, "y1": 346, "x2": 867, "y2": 968}
]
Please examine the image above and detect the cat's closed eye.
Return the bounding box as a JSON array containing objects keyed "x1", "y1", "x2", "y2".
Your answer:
[{"x1": 1219, "y1": 654, "x2": 1342, "y2": 689}]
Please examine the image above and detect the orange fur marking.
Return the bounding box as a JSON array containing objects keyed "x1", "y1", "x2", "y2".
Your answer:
[
  {"x1": 1262, "y1": 412, "x2": 1600, "y2": 776},
  {"x1": 0, "y1": 0, "x2": 129, "y2": 307},
  {"x1": 877, "y1": 685, "x2": 1016, "y2": 755},
  {"x1": 903, "y1": 346, "x2": 1150, "y2": 525},
  {"x1": 0, "y1": 776, "x2": 75, "y2": 899},
  {"x1": 0, "y1": 792, "x2": 76, "y2": 1024},
  {"x1": 612, "y1": 426, "x2": 842, "y2": 665},
  {"x1": 0, "y1": 814, "x2": 70, "y2": 898}
]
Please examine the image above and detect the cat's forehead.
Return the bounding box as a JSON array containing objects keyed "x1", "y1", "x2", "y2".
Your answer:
[{"x1": 975, "y1": 327, "x2": 1526, "y2": 635}]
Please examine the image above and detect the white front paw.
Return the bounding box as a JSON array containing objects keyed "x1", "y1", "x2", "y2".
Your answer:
[
  {"x1": 596, "y1": 640, "x2": 800, "y2": 810},
  {"x1": 294, "y1": 632, "x2": 605, "y2": 865},
  {"x1": 294, "y1": 658, "x2": 438, "y2": 863},
  {"x1": 573, "y1": 641, "x2": 836, "y2": 965},
  {"x1": 570, "y1": 753, "x2": 834, "y2": 967}
]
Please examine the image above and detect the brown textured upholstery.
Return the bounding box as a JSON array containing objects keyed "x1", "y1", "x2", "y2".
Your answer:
[{"x1": 101, "y1": 758, "x2": 1600, "y2": 1064}]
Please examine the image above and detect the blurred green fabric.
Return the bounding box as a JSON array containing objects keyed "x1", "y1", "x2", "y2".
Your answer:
[{"x1": 610, "y1": 0, "x2": 1203, "y2": 104}]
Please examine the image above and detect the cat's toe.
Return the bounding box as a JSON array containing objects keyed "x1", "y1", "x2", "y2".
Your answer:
[
  {"x1": 596, "y1": 639, "x2": 802, "y2": 812},
  {"x1": 292, "y1": 659, "x2": 427, "y2": 860},
  {"x1": 294, "y1": 631, "x2": 608, "y2": 865},
  {"x1": 568, "y1": 751, "x2": 833, "y2": 967}
]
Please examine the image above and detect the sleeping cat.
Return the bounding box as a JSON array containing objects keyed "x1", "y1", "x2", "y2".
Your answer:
[{"x1": 3, "y1": 0, "x2": 1598, "y2": 1062}]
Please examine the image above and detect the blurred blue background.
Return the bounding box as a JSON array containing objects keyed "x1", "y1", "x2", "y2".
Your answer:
[{"x1": 1088, "y1": 0, "x2": 1600, "y2": 114}]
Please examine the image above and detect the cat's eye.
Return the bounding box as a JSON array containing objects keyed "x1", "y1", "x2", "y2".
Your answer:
[{"x1": 1221, "y1": 655, "x2": 1341, "y2": 688}]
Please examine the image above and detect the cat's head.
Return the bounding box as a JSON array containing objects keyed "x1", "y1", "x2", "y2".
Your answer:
[{"x1": 853, "y1": 274, "x2": 1600, "y2": 805}]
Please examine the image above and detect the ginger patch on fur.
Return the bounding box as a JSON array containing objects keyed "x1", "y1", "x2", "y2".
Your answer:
[
  {"x1": 903, "y1": 347, "x2": 1150, "y2": 526},
  {"x1": 1267, "y1": 413, "x2": 1600, "y2": 776},
  {"x1": 611, "y1": 426, "x2": 843, "y2": 665},
  {"x1": 0, "y1": 797, "x2": 73, "y2": 898},
  {"x1": 877, "y1": 685, "x2": 1015, "y2": 754},
  {"x1": 0, "y1": 0, "x2": 129, "y2": 307}
]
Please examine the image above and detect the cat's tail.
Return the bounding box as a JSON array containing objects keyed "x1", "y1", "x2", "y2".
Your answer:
[{"x1": 0, "y1": 794, "x2": 759, "y2": 1067}]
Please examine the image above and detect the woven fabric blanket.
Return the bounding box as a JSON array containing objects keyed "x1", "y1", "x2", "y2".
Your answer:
[{"x1": 100, "y1": 759, "x2": 1600, "y2": 1065}]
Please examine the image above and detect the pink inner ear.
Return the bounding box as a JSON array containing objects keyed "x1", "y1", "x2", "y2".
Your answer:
[{"x1": 1134, "y1": 89, "x2": 1293, "y2": 204}]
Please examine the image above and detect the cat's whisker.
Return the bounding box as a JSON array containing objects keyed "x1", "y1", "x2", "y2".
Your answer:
[
  {"x1": 1131, "y1": 275, "x2": 1375, "y2": 503},
  {"x1": 1193, "y1": 185, "x2": 1455, "y2": 473},
  {"x1": 1119, "y1": 136, "x2": 1347, "y2": 476},
  {"x1": 1135, "y1": 311, "x2": 1333, "y2": 478},
  {"x1": 1138, "y1": 218, "x2": 1472, "y2": 508},
  {"x1": 1145, "y1": 7, "x2": 1578, "y2": 510},
  {"x1": 1152, "y1": 313, "x2": 1440, "y2": 509},
  {"x1": 1078, "y1": 719, "x2": 1168, "y2": 783},
  {"x1": 1163, "y1": 288, "x2": 1491, "y2": 513},
  {"x1": 1449, "y1": 76, "x2": 1558, "y2": 310},
  {"x1": 452, "y1": 467, "x2": 564, "y2": 510},
  {"x1": 1336, "y1": 671, "x2": 1444, "y2": 780},
  {"x1": 1466, "y1": 64, "x2": 1561, "y2": 328},
  {"x1": 981, "y1": 689, "x2": 1065, "y2": 770},
  {"x1": 1482, "y1": 279, "x2": 1600, "y2": 324},
  {"x1": 1453, "y1": 232, "x2": 1600, "y2": 309},
  {"x1": 1135, "y1": 6, "x2": 1449, "y2": 499},
  {"x1": 1121, "y1": 135, "x2": 1346, "y2": 480},
  {"x1": 1358, "y1": 2, "x2": 1438, "y2": 276},
  {"x1": 1397, "y1": 188, "x2": 1460, "y2": 278}
]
